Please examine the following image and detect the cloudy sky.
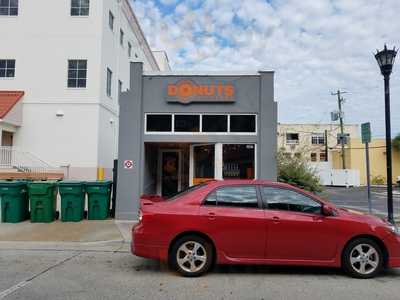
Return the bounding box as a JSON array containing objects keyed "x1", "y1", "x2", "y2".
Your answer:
[{"x1": 131, "y1": 0, "x2": 400, "y2": 137}]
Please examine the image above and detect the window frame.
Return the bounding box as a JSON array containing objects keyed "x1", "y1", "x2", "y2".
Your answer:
[
  {"x1": 0, "y1": 0, "x2": 18, "y2": 16},
  {"x1": 202, "y1": 184, "x2": 263, "y2": 210},
  {"x1": 0, "y1": 59, "x2": 16, "y2": 78},
  {"x1": 311, "y1": 133, "x2": 325, "y2": 145},
  {"x1": 67, "y1": 59, "x2": 87, "y2": 88},
  {"x1": 286, "y1": 133, "x2": 299, "y2": 145},
  {"x1": 70, "y1": 0, "x2": 90, "y2": 17},
  {"x1": 261, "y1": 185, "x2": 323, "y2": 215},
  {"x1": 144, "y1": 113, "x2": 257, "y2": 135}
]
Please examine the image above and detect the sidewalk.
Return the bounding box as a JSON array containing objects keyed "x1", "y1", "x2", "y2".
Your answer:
[{"x1": 0, "y1": 220, "x2": 136, "y2": 249}]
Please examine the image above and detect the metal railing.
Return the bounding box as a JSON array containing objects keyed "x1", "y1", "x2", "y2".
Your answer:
[{"x1": 0, "y1": 146, "x2": 61, "y2": 175}]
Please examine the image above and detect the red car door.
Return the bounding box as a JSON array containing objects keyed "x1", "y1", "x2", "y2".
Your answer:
[
  {"x1": 199, "y1": 185, "x2": 266, "y2": 259},
  {"x1": 261, "y1": 186, "x2": 338, "y2": 261}
]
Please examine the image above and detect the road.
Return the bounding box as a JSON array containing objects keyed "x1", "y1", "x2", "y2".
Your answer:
[
  {"x1": 321, "y1": 186, "x2": 400, "y2": 220},
  {"x1": 0, "y1": 243, "x2": 399, "y2": 300}
]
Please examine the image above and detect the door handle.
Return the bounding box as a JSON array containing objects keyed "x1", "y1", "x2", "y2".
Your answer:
[
  {"x1": 272, "y1": 216, "x2": 280, "y2": 224},
  {"x1": 207, "y1": 212, "x2": 216, "y2": 220}
]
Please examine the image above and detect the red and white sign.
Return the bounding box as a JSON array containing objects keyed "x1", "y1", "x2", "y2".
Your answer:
[{"x1": 124, "y1": 160, "x2": 134, "y2": 169}]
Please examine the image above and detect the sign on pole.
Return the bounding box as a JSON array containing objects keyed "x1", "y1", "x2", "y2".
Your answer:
[
  {"x1": 361, "y1": 122, "x2": 371, "y2": 144},
  {"x1": 361, "y1": 122, "x2": 372, "y2": 213}
]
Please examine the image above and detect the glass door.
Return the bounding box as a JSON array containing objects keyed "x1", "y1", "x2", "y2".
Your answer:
[{"x1": 190, "y1": 144, "x2": 215, "y2": 186}]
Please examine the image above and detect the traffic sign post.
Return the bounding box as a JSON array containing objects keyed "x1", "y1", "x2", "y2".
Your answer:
[{"x1": 361, "y1": 123, "x2": 372, "y2": 214}]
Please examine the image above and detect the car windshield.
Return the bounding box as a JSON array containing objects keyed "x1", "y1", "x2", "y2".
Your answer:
[{"x1": 166, "y1": 183, "x2": 208, "y2": 201}]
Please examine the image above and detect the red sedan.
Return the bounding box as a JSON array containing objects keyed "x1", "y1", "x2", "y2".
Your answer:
[{"x1": 132, "y1": 180, "x2": 400, "y2": 278}]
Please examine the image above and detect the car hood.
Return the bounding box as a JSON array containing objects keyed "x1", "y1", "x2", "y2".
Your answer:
[{"x1": 337, "y1": 207, "x2": 388, "y2": 225}]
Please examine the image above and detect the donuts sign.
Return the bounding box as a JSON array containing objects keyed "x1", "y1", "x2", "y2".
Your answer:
[{"x1": 166, "y1": 79, "x2": 235, "y2": 104}]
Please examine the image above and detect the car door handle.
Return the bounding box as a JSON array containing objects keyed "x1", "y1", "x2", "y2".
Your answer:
[
  {"x1": 272, "y1": 216, "x2": 280, "y2": 224},
  {"x1": 207, "y1": 212, "x2": 216, "y2": 220}
]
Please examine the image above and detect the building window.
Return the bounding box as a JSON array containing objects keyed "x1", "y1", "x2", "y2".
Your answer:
[
  {"x1": 106, "y1": 68, "x2": 112, "y2": 97},
  {"x1": 286, "y1": 133, "x2": 299, "y2": 144},
  {"x1": 230, "y1": 115, "x2": 256, "y2": 133},
  {"x1": 67, "y1": 60, "x2": 87, "y2": 88},
  {"x1": 337, "y1": 133, "x2": 350, "y2": 145},
  {"x1": 202, "y1": 115, "x2": 228, "y2": 132},
  {"x1": 310, "y1": 153, "x2": 317, "y2": 162},
  {"x1": 0, "y1": 0, "x2": 18, "y2": 16},
  {"x1": 223, "y1": 144, "x2": 255, "y2": 179},
  {"x1": 146, "y1": 115, "x2": 172, "y2": 132},
  {"x1": 0, "y1": 59, "x2": 15, "y2": 78},
  {"x1": 311, "y1": 133, "x2": 325, "y2": 145},
  {"x1": 120, "y1": 29, "x2": 124, "y2": 46},
  {"x1": 71, "y1": 0, "x2": 89, "y2": 16},
  {"x1": 320, "y1": 152, "x2": 327, "y2": 162},
  {"x1": 128, "y1": 42, "x2": 132, "y2": 58},
  {"x1": 109, "y1": 11, "x2": 114, "y2": 30},
  {"x1": 174, "y1": 115, "x2": 200, "y2": 132}
]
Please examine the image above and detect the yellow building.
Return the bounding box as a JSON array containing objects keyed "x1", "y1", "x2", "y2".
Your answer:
[{"x1": 332, "y1": 138, "x2": 400, "y2": 185}]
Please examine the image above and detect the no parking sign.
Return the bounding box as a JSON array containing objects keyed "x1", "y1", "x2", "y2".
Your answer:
[{"x1": 124, "y1": 160, "x2": 134, "y2": 169}]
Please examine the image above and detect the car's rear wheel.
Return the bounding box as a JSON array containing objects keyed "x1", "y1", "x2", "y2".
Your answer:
[
  {"x1": 342, "y1": 238, "x2": 384, "y2": 279},
  {"x1": 169, "y1": 235, "x2": 213, "y2": 277}
]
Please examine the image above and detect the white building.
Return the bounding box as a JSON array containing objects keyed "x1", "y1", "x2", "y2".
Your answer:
[{"x1": 0, "y1": 0, "x2": 168, "y2": 179}]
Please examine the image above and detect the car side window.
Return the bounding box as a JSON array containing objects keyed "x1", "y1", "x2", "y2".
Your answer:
[
  {"x1": 262, "y1": 186, "x2": 322, "y2": 214},
  {"x1": 204, "y1": 186, "x2": 259, "y2": 208}
]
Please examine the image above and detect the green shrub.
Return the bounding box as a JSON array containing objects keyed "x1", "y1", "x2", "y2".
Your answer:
[
  {"x1": 393, "y1": 134, "x2": 400, "y2": 151},
  {"x1": 371, "y1": 175, "x2": 385, "y2": 185},
  {"x1": 277, "y1": 149, "x2": 322, "y2": 193}
]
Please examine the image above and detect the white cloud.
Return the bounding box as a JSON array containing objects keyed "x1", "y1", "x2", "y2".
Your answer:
[{"x1": 131, "y1": 0, "x2": 400, "y2": 137}]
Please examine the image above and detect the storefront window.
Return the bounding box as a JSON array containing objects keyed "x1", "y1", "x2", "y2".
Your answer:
[
  {"x1": 193, "y1": 144, "x2": 215, "y2": 185},
  {"x1": 202, "y1": 115, "x2": 227, "y2": 132},
  {"x1": 175, "y1": 115, "x2": 200, "y2": 132},
  {"x1": 146, "y1": 114, "x2": 172, "y2": 132},
  {"x1": 230, "y1": 115, "x2": 256, "y2": 133},
  {"x1": 223, "y1": 144, "x2": 255, "y2": 179}
]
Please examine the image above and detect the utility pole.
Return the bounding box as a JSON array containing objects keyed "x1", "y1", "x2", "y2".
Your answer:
[
  {"x1": 332, "y1": 90, "x2": 347, "y2": 169},
  {"x1": 324, "y1": 130, "x2": 328, "y2": 161}
]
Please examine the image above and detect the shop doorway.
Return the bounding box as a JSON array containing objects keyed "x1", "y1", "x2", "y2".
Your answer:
[
  {"x1": 190, "y1": 144, "x2": 215, "y2": 185},
  {"x1": 157, "y1": 149, "x2": 182, "y2": 197}
]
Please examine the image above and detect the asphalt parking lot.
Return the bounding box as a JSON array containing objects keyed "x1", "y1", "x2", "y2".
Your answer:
[
  {"x1": 321, "y1": 186, "x2": 400, "y2": 220},
  {"x1": 0, "y1": 244, "x2": 399, "y2": 300}
]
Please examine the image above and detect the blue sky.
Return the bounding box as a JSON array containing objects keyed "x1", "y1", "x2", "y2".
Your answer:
[{"x1": 131, "y1": 0, "x2": 400, "y2": 137}]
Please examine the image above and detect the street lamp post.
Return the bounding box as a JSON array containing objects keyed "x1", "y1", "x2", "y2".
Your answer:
[{"x1": 375, "y1": 45, "x2": 397, "y2": 224}]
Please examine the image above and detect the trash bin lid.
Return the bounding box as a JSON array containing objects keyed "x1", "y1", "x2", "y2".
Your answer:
[
  {"x1": 85, "y1": 180, "x2": 112, "y2": 186},
  {"x1": 58, "y1": 181, "x2": 85, "y2": 186},
  {"x1": 0, "y1": 181, "x2": 28, "y2": 187}
]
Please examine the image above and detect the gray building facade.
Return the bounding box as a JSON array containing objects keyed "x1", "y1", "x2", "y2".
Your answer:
[{"x1": 116, "y1": 62, "x2": 277, "y2": 220}]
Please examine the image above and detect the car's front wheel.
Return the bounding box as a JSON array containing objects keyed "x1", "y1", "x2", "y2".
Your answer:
[
  {"x1": 342, "y1": 238, "x2": 384, "y2": 279},
  {"x1": 169, "y1": 235, "x2": 213, "y2": 277}
]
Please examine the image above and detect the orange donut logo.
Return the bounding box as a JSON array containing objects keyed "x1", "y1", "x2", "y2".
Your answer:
[{"x1": 167, "y1": 80, "x2": 235, "y2": 103}]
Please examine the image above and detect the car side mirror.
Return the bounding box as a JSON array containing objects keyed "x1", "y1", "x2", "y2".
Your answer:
[{"x1": 322, "y1": 205, "x2": 335, "y2": 216}]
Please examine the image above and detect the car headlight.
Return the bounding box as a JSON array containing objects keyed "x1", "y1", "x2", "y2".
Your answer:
[{"x1": 387, "y1": 224, "x2": 400, "y2": 235}]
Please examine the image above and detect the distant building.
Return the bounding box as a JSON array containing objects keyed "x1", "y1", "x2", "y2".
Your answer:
[
  {"x1": 339, "y1": 138, "x2": 400, "y2": 185},
  {"x1": 0, "y1": 0, "x2": 169, "y2": 180},
  {"x1": 277, "y1": 123, "x2": 360, "y2": 164}
]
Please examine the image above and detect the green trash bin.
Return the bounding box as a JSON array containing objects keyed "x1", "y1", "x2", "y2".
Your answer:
[
  {"x1": 59, "y1": 181, "x2": 85, "y2": 222},
  {"x1": 0, "y1": 181, "x2": 29, "y2": 223},
  {"x1": 28, "y1": 182, "x2": 58, "y2": 223},
  {"x1": 86, "y1": 181, "x2": 112, "y2": 220}
]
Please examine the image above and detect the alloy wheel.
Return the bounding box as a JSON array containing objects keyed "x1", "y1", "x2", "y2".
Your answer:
[
  {"x1": 176, "y1": 241, "x2": 207, "y2": 273},
  {"x1": 349, "y1": 243, "x2": 379, "y2": 275}
]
